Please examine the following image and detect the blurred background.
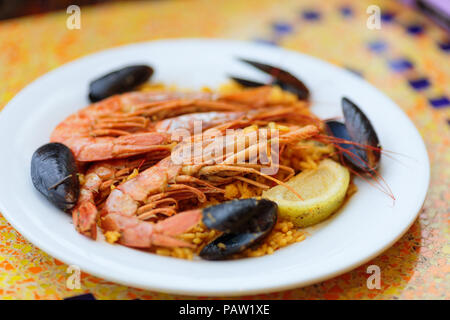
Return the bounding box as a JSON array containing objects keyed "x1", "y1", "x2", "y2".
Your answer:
[
  {"x1": 0, "y1": 0, "x2": 449, "y2": 30},
  {"x1": 0, "y1": 0, "x2": 125, "y2": 20},
  {"x1": 0, "y1": 0, "x2": 448, "y2": 300}
]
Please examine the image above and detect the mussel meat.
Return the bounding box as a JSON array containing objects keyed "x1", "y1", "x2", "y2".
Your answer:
[
  {"x1": 200, "y1": 199, "x2": 278, "y2": 260},
  {"x1": 326, "y1": 97, "x2": 381, "y2": 173},
  {"x1": 89, "y1": 65, "x2": 154, "y2": 102},
  {"x1": 230, "y1": 58, "x2": 310, "y2": 100},
  {"x1": 31, "y1": 143, "x2": 80, "y2": 211}
]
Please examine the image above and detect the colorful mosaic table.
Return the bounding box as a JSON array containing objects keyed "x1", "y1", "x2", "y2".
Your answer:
[{"x1": 0, "y1": 0, "x2": 448, "y2": 300}]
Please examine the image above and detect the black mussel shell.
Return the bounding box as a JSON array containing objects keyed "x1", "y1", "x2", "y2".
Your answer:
[
  {"x1": 229, "y1": 77, "x2": 265, "y2": 88},
  {"x1": 325, "y1": 98, "x2": 381, "y2": 173},
  {"x1": 237, "y1": 58, "x2": 310, "y2": 100},
  {"x1": 230, "y1": 76, "x2": 309, "y2": 100},
  {"x1": 89, "y1": 65, "x2": 154, "y2": 102},
  {"x1": 31, "y1": 143, "x2": 80, "y2": 211},
  {"x1": 325, "y1": 120, "x2": 367, "y2": 170},
  {"x1": 342, "y1": 97, "x2": 381, "y2": 172},
  {"x1": 200, "y1": 199, "x2": 277, "y2": 260},
  {"x1": 272, "y1": 79, "x2": 310, "y2": 101},
  {"x1": 202, "y1": 198, "x2": 260, "y2": 233}
]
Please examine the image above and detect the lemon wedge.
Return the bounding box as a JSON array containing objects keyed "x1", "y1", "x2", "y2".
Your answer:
[{"x1": 262, "y1": 159, "x2": 350, "y2": 227}]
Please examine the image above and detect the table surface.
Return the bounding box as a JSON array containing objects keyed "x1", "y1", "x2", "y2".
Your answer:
[{"x1": 0, "y1": 0, "x2": 448, "y2": 300}]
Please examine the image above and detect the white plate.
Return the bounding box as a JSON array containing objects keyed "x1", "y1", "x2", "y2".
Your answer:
[{"x1": 0, "y1": 39, "x2": 429, "y2": 296}]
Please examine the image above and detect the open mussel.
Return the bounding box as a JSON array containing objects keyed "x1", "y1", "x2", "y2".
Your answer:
[
  {"x1": 200, "y1": 199, "x2": 278, "y2": 260},
  {"x1": 326, "y1": 97, "x2": 381, "y2": 173},
  {"x1": 31, "y1": 143, "x2": 80, "y2": 211},
  {"x1": 230, "y1": 58, "x2": 310, "y2": 100},
  {"x1": 89, "y1": 65, "x2": 154, "y2": 102}
]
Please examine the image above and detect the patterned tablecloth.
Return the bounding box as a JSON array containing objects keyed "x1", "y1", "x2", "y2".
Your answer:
[{"x1": 0, "y1": 0, "x2": 448, "y2": 300}]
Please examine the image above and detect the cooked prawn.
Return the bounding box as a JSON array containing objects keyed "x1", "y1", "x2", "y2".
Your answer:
[
  {"x1": 51, "y1": 89, "x2": 295, "y2": 162},
  {"x1": 72, "y1": 153, "x2": 167, "y2": 238},
  {"x1": 100, "y1": 124, "x2": 319, "y2": 248}
]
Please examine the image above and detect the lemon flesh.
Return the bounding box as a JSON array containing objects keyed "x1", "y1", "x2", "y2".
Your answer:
[{"x1": 262, "y1": 159, "x2": 350, "y2": 227}]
